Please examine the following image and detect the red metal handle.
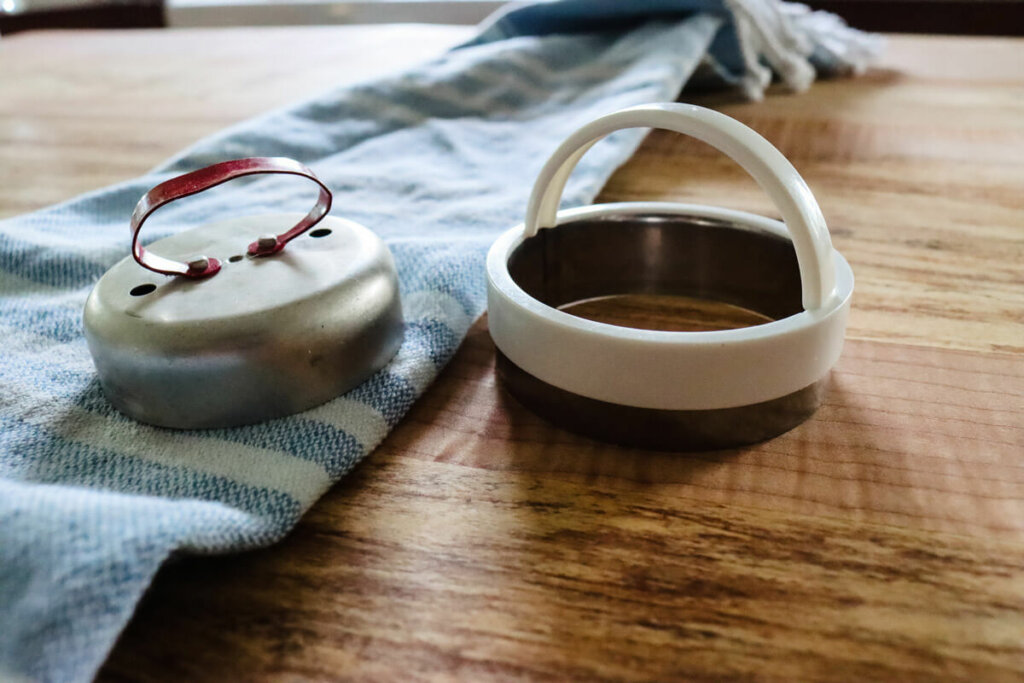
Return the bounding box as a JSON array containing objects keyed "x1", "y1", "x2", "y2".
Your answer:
[{"x1": 130, "y1": 157, "x2": 333, "y2": 279}]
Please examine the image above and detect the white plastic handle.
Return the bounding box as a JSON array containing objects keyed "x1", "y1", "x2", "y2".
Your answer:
[{"x1": 524, "y1": 103, "x2": 837, "y2": 311}]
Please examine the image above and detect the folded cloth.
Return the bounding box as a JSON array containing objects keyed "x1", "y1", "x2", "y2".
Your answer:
[{"x1": 0, "y1": 2, "x2": 878, "y2": 680}]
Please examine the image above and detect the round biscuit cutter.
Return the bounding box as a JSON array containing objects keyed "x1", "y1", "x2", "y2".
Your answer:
[
  {"x1": 487, "y1": 104, "x2": 854, "y2": 451},
  {"x1": 85, "y1": 157, "x2": 403, "y2": 429}
]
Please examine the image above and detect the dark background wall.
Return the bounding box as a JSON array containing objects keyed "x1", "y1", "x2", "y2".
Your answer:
[
  {"x1": 808, "y1": 0, "x2": 1024, "y2": 36},
  {"x1": 1, "y1": 0, "x2": 1022, "y2": 36}
]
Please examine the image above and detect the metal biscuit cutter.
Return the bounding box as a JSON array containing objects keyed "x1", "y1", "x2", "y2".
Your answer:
[
  {"x1": 486, "y1": 104, "x2": 854, "y2": 450},
  {"x1": 85, "y1": 157, "x2": 403, "y2": 429}
]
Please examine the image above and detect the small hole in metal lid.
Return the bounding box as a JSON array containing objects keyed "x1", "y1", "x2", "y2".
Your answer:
[
  {"x1": 228, "y1": 254, "x2": 244, "y2": 263},
  {"x1": 130, "y1": 284, "x2": 156, "y2": 297},
  {"x1": 309, "y1": 228, "x2": 332, "y2": 238}
]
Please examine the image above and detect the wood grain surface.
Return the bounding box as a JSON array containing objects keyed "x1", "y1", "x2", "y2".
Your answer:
[
  {"x1": 2, "y1": 26, "x2": 1023, "y2": 682},
  {"x1": 0, "y1": 25, "x2": 474, "y2": 217}
]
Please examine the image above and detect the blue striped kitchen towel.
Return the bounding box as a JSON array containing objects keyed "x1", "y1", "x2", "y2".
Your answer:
[{"x1": 0, "y1": 2, "x2": 878, "y2": 680}]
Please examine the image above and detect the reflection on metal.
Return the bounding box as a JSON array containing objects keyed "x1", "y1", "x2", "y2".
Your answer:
[{"x1": 85, "y1": 212, "x2": 404, "y2": 429}]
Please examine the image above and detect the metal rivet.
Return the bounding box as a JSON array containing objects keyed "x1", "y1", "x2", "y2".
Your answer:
[{"x1": 187, "y1": 256, "x2": 209, "y2": 272}]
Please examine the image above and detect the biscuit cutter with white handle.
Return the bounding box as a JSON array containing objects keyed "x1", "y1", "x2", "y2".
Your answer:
[{"x1": 486, "y1": 104, "x2": 854, "y2": 450}]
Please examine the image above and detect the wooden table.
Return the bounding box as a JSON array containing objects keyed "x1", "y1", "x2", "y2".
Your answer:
[{"x1": 3, "y1": 25, "x2": 1023, "y2": 682}]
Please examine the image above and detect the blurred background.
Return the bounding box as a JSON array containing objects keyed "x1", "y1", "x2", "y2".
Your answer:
[{"x1": 2, "y1": 0, "x2": 1023, "y2": 35}]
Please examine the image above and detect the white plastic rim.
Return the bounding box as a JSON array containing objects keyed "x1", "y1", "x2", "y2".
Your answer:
[{"x1": 486, "y1": 104, "x2": 854, "y2": 412}]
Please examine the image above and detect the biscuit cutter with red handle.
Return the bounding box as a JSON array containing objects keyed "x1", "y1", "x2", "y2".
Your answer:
[{"x1": 85, "y1": 157, "x2": 403, "y2": 429}]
